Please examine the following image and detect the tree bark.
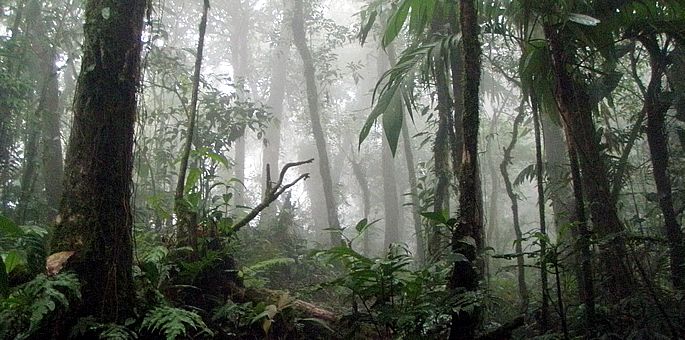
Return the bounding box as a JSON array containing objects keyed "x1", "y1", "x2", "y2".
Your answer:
[
  {"x1": 262, "y1": 0, "x2": 291, "y2": 202},
  {"x1": 449, "y1": 0, "x2": 482, "y2": 338},
  {"x1": 173, "y1": 0, "x2": 210, "y2": 250},
  {"x1": 639, "y1": 35, "x2": 685, "y2": 290},
  {"x1": 500, "y1": 102, "x2": 529, "y2": 312},
  {"x1": 402, "y1": 116, "x2": 425, "y2": 265},
  {"x1": 544, "y1": 23, "x2": 634, "y2": 304},
  {"x1": 291, "y1": 0, "x2": 341, "y2": 246},
  {"x1": 49, "y1": 0, "x2": 147, "y2": 328}
]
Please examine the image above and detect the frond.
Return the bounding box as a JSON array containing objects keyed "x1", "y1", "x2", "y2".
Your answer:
[{"x1": 140, "y1": 306, "x2": 213, "y2": 340}]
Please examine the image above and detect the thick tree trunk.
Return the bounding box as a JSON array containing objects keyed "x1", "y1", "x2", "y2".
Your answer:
[
  {"x1": 291, "y1": 0, "x2": 341, "y2": 246},
  {"x1": 49, "y1": 0, "x2": 146, "y2": 328},
  {"x1": 449, "y1": 0, "x2": 483, "y2": 338},
  {"x1": 545, "y1": 23, "x2": 634, "y2": 304}
]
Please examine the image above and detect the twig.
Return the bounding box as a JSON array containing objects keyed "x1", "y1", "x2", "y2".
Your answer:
[{"x1": 231, "y1": 159, "x2": 314, "y2": 232}]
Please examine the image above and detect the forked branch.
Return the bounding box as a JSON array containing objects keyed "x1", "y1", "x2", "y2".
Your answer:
[{"x1": 231, "y1": 158, "x2": 314, "y2": 232}]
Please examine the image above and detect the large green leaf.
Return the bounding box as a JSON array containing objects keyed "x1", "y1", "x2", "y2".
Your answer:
[
  {"x1": 382, "y1": 83, "x2": 404, "y2": 156},
  {"x1": 0, "y1": 215, "x2": 23, "y2": 237}
]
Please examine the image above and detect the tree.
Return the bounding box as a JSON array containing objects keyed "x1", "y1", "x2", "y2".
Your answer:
[
  {"x1": 49, "y1": 0, "x2": 148, "y2": 330},
  {"x1": 173, "y1": 0, "x2": 210, "y2": 250},
  {"x1": 448, "y1": 0, "x2": 483, "y2": 338},
  {"x1": 291, "y1": 0, "x2": 341, "y2": 246},
  {"x1": 637, "y1": 32, "x2": 685, "y2": 290}
]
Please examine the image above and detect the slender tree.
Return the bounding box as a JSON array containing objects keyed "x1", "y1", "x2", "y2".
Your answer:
[
  {"x1": 49, "y1": 0, "x2": 147, "y2": 330},
  {"x1": 291, "y1": 0, "x2": 341, "y2": 246},
  {"x1": 500, "y1": 102, "x2": 529, "y2": 311},
  {"x1": 173, "y1": 0, "x2": 210, "y2": 250}
]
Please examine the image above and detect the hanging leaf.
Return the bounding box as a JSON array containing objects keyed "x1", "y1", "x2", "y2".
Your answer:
[
  {"x1": 184, "y1": 168, "x2": 202, "y2": 194},
  {"x1": 382, "y1": 85, "x2": 404, "y2": 156},
  {"x1": 382, "y1": 0, "x2": 411, "y2": 48},
  {"x1": 568, "y1": 13, "x2": 601, "y2": 26}
]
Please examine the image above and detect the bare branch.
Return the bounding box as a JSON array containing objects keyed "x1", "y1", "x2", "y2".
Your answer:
[{"x1": 231, "y1": 158, "x2": 314, "y2": 232}]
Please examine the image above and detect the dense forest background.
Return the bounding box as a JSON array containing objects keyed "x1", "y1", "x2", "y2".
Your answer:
[{"x1": 1, "y1": 0, "x2": 685, "y2": 339}]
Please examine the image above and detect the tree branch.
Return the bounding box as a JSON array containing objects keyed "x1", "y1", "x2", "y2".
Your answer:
[{"x1": 231, "y1": 158, "x2": 314, "y2": 232}]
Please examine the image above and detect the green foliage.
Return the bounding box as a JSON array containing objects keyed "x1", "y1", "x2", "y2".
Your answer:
[
  {"x1": 140, "y1": 306, "x2": 213, "y2": 340},
  {"x1": 241, "y1": 257, "x2": 296, "y2": 287},
  {"x1": 0, "y1": 216, "x2": 48, "y2": 297},
  {"x1": 313, "y1": 243, "x2": 455, "y2": 338},
  {"x1": 70, "y1": 317, "x2": 139, "y2": 340},
  {"x1": 0, "y1": 272, "x2": 80, "y2": 340}
]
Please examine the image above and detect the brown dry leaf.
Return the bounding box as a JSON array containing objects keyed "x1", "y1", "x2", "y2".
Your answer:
[{"x1": 46, "y1": 251, "x2": 75, "y2": 276}]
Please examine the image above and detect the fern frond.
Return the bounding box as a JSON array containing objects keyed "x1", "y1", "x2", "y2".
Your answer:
[{"x1": 140, "y1": 306, "x2": 213, "y2": 340}]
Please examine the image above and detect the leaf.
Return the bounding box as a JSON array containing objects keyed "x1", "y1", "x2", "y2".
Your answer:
[
  {"x1": 382, "y1": 0, "x2": 411, "y2": 48},
  {"x1": 421, "y1": 211, "x2": 447, "y2": 224},
  {"x1": 206, "y1": 151, "x2": 229, "y2": 169},
  {"x1": 4, "y1": 249, "x2": 24, "y2": 274},
  {"x1": 359, "y1": 80, "x2": 402, "y2": 148},
  {"x1": 45, "y1": 251, "x2": 76, "y2": 276},
  {"x1": 382, "y1": 87, "x2": 404, "y2": 156},
  {"x1": 184, "y1": 168, "x2": 202, "y2": 194},
  {"x1": 298, "y1": 318, "x2": 334, "y2": 332},
  {"x1": 568, "y1": 13, "x2": 601, "y2": 26},
  {"x1": 513, "y1": 163, "x2": 537, "y2": 187},
  {"x1": 444, "y1": 253, "x2": 469, "y2": 262},
  {"x1": 0, "y1": 215, "x2": 23, "y2": 236}
]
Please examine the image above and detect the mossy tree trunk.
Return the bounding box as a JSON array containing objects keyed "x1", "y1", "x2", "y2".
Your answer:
[
  {"x1": 49, "y1": 0, "x2": 147, "y2": 327},
  {"x1": 449, "y1": 0, "x2": 483, "y2": 338}
]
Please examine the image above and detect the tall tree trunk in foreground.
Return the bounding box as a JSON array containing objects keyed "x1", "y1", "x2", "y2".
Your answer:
[
  {"x1": 640, "y1": 35, "x2": 685, "y2": 290},
  {"x1": 545, "y1": 23, "x2": 634, "y2": 304},
  {"x1": 173, "y1": 0, "x2": 209, "y2": 250},
  {"x1": 449, "y1": 0, "x2": 482, "y2": 338},
  {"x1": 291, "y1": 0, "x2": 341, "y2": 246},
  {"x1": 49, "y1": 0, "x2": 146, "y2": 327}
]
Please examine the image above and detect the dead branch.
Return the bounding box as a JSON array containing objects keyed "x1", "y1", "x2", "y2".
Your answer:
[{"x1": 231, "y1": 158, "x2": 314, "y2": 232}]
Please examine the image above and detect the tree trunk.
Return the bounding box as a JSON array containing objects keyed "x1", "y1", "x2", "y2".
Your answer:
[
  {"x1": 531, "y1": 92, "x2": 551, "y2": 332},
  {"x1": 49, "y1": 0, "x2": 146, "y2": 329},
  {"x1": 291, "y1": 0, "x2": 340, "y2": 246},
  {"x1": 500, "y1": 102, "x2": 529, "y2": 312},
  {"x1": 173, "y1": 0, "x2": 210, "y2": 250},
  {"x1": 402, "y1": 116, "x2": 425, "y2": 265},
  {"x1": 544, "y1": 23, "x2": 634, "y2": 304},
  {"x1": 640, "y1": 35, "x2": 685, "y2": 290},
  {"x1": 40, "y1": 53, "x2": 63, "y2": 224},
  {"x1": 261, "y1": 1, "x2": 291, "y2": 202},
  {"x1": 449, "y1": 0, "x2": 482, "y2": 338},
  {"x1": 382, "y1": 137, "x2": 401, "y2": 248}
]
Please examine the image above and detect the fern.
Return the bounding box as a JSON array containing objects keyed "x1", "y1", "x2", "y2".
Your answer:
[
  {"x1": 0, "y1": 272, "x2": 80, "y2": 339},
  {"x1": 70, "y1": 316, "x2": 138, "y2": 340},
  {"x1": 140, "y1": 306, "x2": 213, "y2": 340}
]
